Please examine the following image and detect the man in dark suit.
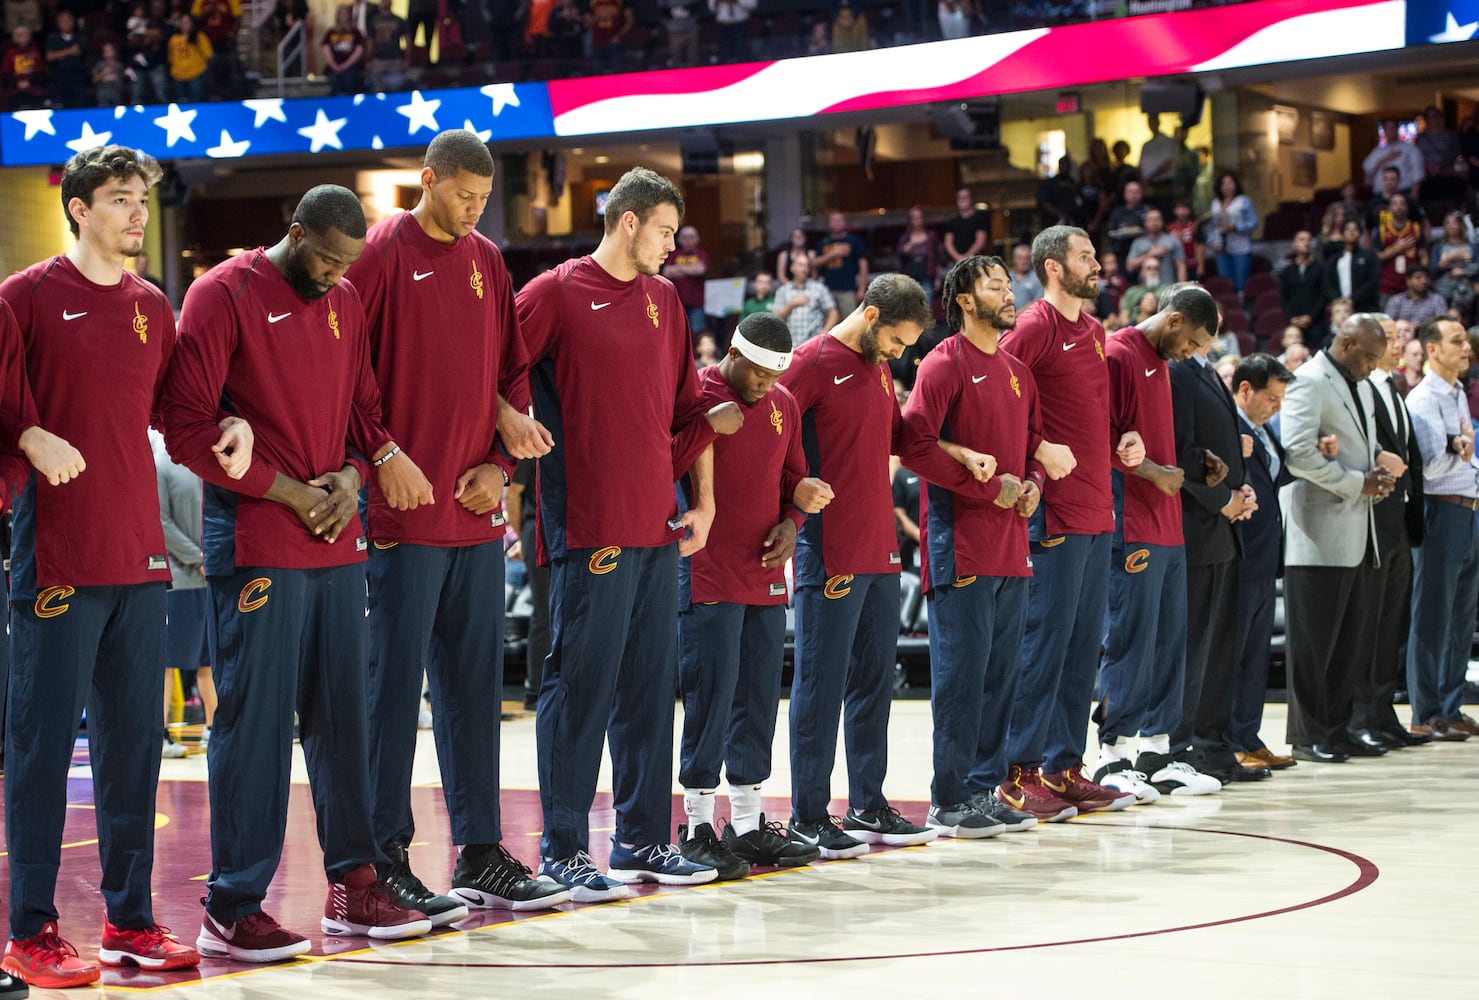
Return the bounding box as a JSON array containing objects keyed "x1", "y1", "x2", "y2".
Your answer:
[
  {"x1": 1354, "y1": 316, "x2": 1428, "y2": 749},
  {"x1": 1170, "y1": 305, "x2": 1264, "y2": 785},
  {"x1": 1278, "y1": 231, "x2": 1327, "y2": 348},
  {"x1": 1322, "y1": 219, "x2": 1381, "y2": 314},
  {"x1": 1228, "y1": 354, "x2": 1298, "y2": 771}
]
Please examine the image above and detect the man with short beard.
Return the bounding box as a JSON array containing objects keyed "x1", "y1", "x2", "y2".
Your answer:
[{"x1": 163, "y1": 184, "x2": 435, "y2": 961}]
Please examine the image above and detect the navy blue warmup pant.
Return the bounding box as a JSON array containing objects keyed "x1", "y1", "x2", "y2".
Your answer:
[
  {"x1": 6, "y1": 583, "x2": 165, "y2": 938},
  {"x1": 1407, "y1": 500, "x2": 1479, "y2": 724},
  {"x1": 204, "y1": 564, "x2": 378, "y2": 922},
  {"x1": 927, "y1": 575, "x2": 1027, "y2": 806},
  {"x1": 788, "y1": 572, "x2": 900, "y2": 822},
  {"x1": 536, "y1": 545, "x2": 679, "y2": 860},
  {"x1": 1229, "y1": 570, "x2": 1277, "y2": 753},
  {"x1": 1004, "y1": 528, "x2": 1111, "y2": 773},
  {"x1": 677, "y1": 601, "x2": 786, "y2": 789},
  {"x1": 368, "y1": 540, "x2": 504, "y2": 850},
  {"x1": 1098, "y1": 543, "x2": 1187, "y2": 745}
]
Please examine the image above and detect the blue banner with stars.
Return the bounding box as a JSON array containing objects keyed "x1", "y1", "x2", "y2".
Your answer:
[{"x1": 0, "y1": 82, "x2": 553, "y2": 167}]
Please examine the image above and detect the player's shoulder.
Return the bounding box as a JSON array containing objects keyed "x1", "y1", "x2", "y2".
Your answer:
[
  {"x1": 1007, "y1": 298, "x2": 1054, "y2": 336},
  {"x1": 121, "y1": 270, "x2": 171, "y2": 312},
  {"x1": 770, "y1": 380, "x2": 801, "y2": 415},
  {"x1": 2, "y1": 256, "x2": 66, "y2": 301},
  {"x1": 362, "y1": 210, "x2": 414, "y2": 256}
]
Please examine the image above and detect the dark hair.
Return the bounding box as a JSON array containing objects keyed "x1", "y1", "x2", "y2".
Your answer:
[
  {"x1": 941, "y1": 255, "x2": 1006, "y2": 333},
  {"x1": 292, "y1": 184, "x2": 367, "y2": 240},
  {"x1": 735, "y1": 311, "x2": 792, "y2": 353},
  {"x1": 602, "y1": 167, "x2": 685, "y2": 235},
  {"x1": 1233, "y1": 353, "x2": 1294, "y2": 392},
  {"x1": 864, "y1": 273, "x2": 932, "y2": 331},
  {"x1": 1418, "y1": 315, "x2": 1453, "y2": 347},
  {"x1": 61, "y1": 145, "x2": 163, "y2": 236},
  {"x1": 1157, "y1": 282, "x2": 1220, "y2": 334},
  {"x1": 1216, "y1": 170, "x2": 1243, "y2": 197},
  {"x1": 1031, "y1": 224, "x2": 1090, "y2": 285},
  {"x1": 1407, "y1": 264, "x2": 1429, "y2": 278},
  {"x1": 425, "y1": 128, "x2": 493, "y2": 178}
]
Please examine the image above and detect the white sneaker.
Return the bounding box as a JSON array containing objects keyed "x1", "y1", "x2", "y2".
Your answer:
[
  {"x1": 1149, "y1": 759, "x2": 1221, "y2": 796},
  {"x1": 418, "y1": 705, "x2": 433, "y2": 730},
  {"x1": 1099, "y1": 766, "x2": 1160, "y2": 804},
  {"x1": 200, "y1": 726, "x2": 212, "y2": 749},
  {"x1": 162, "y1": 739, "x2": 188, "y2": 759}
]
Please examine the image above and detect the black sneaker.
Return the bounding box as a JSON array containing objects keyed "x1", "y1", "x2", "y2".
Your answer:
[
  {"x1": 787, "y1": 817, "x2": 869, "y2": 860},
  {"x1": 450, "y1": 843, "x2": 572, "y2": 911},
  {"x1": 721, "y1": 815, "x2": 819, "y2": 867},
  {"x1": 376, "y1": 843, "x2": 469, "y2": 928},
  {"x1": 0, "y1": 967, "x2": 25, "y2": 997},
  {"x1": 677, "y1": 823, "x2": 750, "y2": 881},
  {"x1": 969, "y1": 791, "x2": 1038, "y2": 832},
  {"x1": 843, "y1": 805, "x2": 939, "y2": 846}
]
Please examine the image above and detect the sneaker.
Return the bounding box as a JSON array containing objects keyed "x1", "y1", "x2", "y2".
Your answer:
[
  {"x1": 417, "y1": 703, "x2": 433, "y2": 730},
  {"x1": 925, "y1": 801, "x2": 1004, "y2": 839},
  {"x1": 2, "y1": 923, "x2": 99, "y2": 989},
  {"x1": 537, "y1": 851, "x2": 631, "y2": 903},
  {"x1": 200, "y1": 726, "x2": 211, "y2": 749},
  {"x1": 1044, "y1": 764, "x2": 1136, "y2": 813},
  {"x1": 451, "y1": 844, "x2": 571, "y2": 911},
  {"x1": 994, "y1": 764, "x2": 1078, "y2": 822},
  {"x1": 0, "y1": 969, "x2": 24, "y2": 996},
  {"x1": 607, "y1": 841, "x2": 718, "y2": 885},
  {"x1": 969, "y1": 792, "x2": 1039, "y2": 832},
  {"x1": 162, "y1": 738, "x2": 188, "y2": 759},
  {"x1": 377, "y1": 843, "x2": 469, "y2": 927},
  {"x1": 98, "y1": 922, "x2": 200, "y2": 970},
  {"x1": 197, "y1": 908, "x2": 310, "y2": 963},
  {"x1": 720, "y1": 815, "x2": 819, "y2": 867},
  {"x1": 787, "y1": 817, "x2": 869, "y2": 860},
  {"x1": 843, "y1": 806, "x2": 939, "y2": 846},
  {"x1": 1137, "y1": 752, "x2": 1222, "y2": 797},
  {"x1": 1093, "y1": 759, "x2": 1161, "y2": 804},
  {"x1": 677, "y1": 823, "x2": 750, "y2": 881},
  {"x1": 322, "y1": 864, "x2": 431, "y2": 939}
]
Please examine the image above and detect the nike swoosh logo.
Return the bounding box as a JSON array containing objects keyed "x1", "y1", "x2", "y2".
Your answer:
[
  {"x1": 268, "y1": 312, "x2": 291, "y2": 324},
  {"x1": 848, "y1": 815, "x2": 883, "y2": 830},
  {"x1": 972, "y1": 374, "x2": 988, "y2": 384},
  {"x1": 906, "y1": 476, "x2": 918, "y2": 484},
  {"x1": 791, "y1": 830, "x2": 820, "y2": 846},
  {"x1": 1061, "y1": 342, "x2": 1076, "y2": 351},
  {"x1": 62, "y1": 310, "x2": 87, "y2": 320},
  {"x1": 413, "y1": 270, "x2": 434, "y2": 281},
  {"x1": 698, "y1": 790, "x2": 714, "y2": 796},
  {"x1": 1145, "y1": 368, "x2": 1158, "y2": 377},
  {"x1": 1041, "y1": 778, "x2": 1067, "y2": 793},
  {"x1": 833, "y1": 374, "x2": 854, "y2": 385},
  {"x1": 1001, "y1": 790, "x2": 1026, "y2": 810},
  {"x1": 590, "y1": 301, "x2": 611, "y2": 311}
]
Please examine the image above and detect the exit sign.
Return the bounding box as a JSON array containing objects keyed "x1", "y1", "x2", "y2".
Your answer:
[{"x1": 1057, "y1": 93, "x2": 1080, "y2": 114}]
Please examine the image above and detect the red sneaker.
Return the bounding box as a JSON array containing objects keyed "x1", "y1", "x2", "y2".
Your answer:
[
  {"x1": 995, "y1": 764, "x2": 1078, "y2": 823},
  {"x1": 196, "y1": 909, "x2": 310, "y2": 964},
  {"x1": 1044, "y1": 764, "x2": 1135, "y2": 813},
  {"x1": 322, "y1": 864, "x2": 431, "y2": 940},
  {"x1": 2, "y1": 922, "x2": 100, "y2": 989},
  {"x1": 99, "y1": 922, "x2": 201, "y2": 970}
]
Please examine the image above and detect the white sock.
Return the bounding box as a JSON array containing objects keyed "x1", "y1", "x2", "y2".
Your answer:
[
  {"x1": 728, "y1": 783, "x2": 763, "y2": 835},
  {"x1": 1143, "y1": 733, "x2": 1171, "y2": 755},
  {"x1": 684, "y1": 787, "x2": 717, "y2": 831},
  {"x1": 1096, "y1": 740, "x2": 1127, "y2": 771}
]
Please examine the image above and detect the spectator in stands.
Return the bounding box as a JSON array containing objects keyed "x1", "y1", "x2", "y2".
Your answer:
[
  {"x1": 1095, "y1": 250, "x2": 1126, "y2": 318},
  {"x1": 805, "y1": 18, "x2": 829, "y2": 56},
  {"x1": 2, "y1": 23, "x2": 46, "y2": 110},
  {"x1": 1172, "y1": 123, "x2": 1198, "y2": 207},
  {"x1": 1207, "y1": 170, "x2": 1257, "y2": 294},
  {"x1": 1105, "y1": 178, "x2": 1146, "y2": 263},
  {"x1": 662, "y1": 225, "x2": 709, "y2": 335},
  {"x1": 92, "y1": 39, "x2": 123, "y2": 105},
  {"x1": 1281, "y1": 341, "x2": 1310, "y2": 372},
  {"x1": 366, "y1": 0, "x2": 409, "y2": 91},
  {"x1": 943, "y1": 187, "x2": 989, "y2": 266},
  {"x1": 1318, "y1": 202, "x2": 1350, "y2": 260},
  {"x1": 1431, "y1": 209, "x2": 1476, "y2": 300},
  {"x1": 693, "y1": 331, "x2": 719, "y2": 367},
  {"x1": 1214, "y1": 354, "x2": 1241, "y2": 389},
  {"x1": 771, "y1": 252, "x2": 838, "y2": 346},
  {"x1": 815, "y1": 211, "x2": 868, "y2": 317},
  {"x1": 1400, "y1": 334, "x2": 1426, "y2": 389},
  {"x1": 167, "y1": 11, "x2": 212, "y2": 103},
  {"x1": 1325, "y1": 222, "x2": 1380, "y2": 312},
  {"x1": 322, "y1": 4, "x2": 365, "y2": 95},
  {"x1": 1369, "y1": 165, "x2": 1427, "y2": 237},
  {"x1": 938, "y1": 0, "x2": 975, "y2": 40},
  {"x1": 1191, "y1": 145, "x2": 1214, "y2": 218},
  {"x1": 830, "y1": 0, "x2": 867, "y2": 53},
  {"x1": 1328, "y1": 296, "x2": 1355, "y2": 335},
  {"x1": 1119, "y1": 256, "x2": 1161, "y2": 324},
  {"x1": 897, "y1": 206, "x2": 941, "y2": 303},
  {"x1": 546, "y1": 0, "x2": 585, "y2": 61},
  {"x1": 192, "y1": 0, "x2": 240, "y2": 98},
  {"x1": 741, "y1": 271, "x2": 774, "y2": 317},
  {"x1": 709, "y1": 0, "x2": 756, "y2": 63},
  {"x1": 1376, "y1": 193, "x2": 1426, "y2": 303},
  {"x1": 1077, "y1": 161, "x2": 1107, "y2": 238},
  {"x1": 406, "y1": 0, "x2": 438, "y2": 57},
  {"x1": 1110, "y1": 139, "x2": 1138, "y2": 199},
  {"x1": 1363, "y1": 117, "x2": 1424, "y2": 194},
  {"x1": 1416, "y1": 105, "x2": 1460, "y2": 180},
  {"x1": 1167, "y1": 200, "x2": 1200, "y2": 278},
  {"x1": 1126, "y1": 207, "x2": 1186, "y2": 286},
  {"x1": 1138, "y1": 113, "x2": 1177, "y2": 208},
  {"x1": 1008, "y1": 243, "x2": 1042, "y2": 309},
  {"x1": 126, "y1": 19, "x2": 169, "y2": 104},
  {"x1": 662, "y1": 0, "x2": 699, "y2": 67},
  {"x1": 590, "y1": 0, "x2": 634, "y2": 72},
  {"x1": 776, "y1": 227, "x2": 811, "y2": 285},
  {"x1": 1036, "y1": 155, "x2": 1081, "y2": 230},
  {"x1": 43, "y1": 9, "x2": 86, "y2": 108},
  {"x1": 1278, "y1": 230, "x2": 1327, "y2": 346},
  {"x1": 274, "y1": 0, "x2": 309, "y2": 75},
  {"x1": 1385, "y1": 266, "x2": 1448, "y2": 327}
]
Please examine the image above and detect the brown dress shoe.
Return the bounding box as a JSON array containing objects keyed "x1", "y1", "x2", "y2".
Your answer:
[
  {"x1": 1242, "y1": 747, "x2": 1297, "y2": 770},
  {"x1": 1411, "y1": 718, "x2": 1471, "y2": 742},
  {"x1": 1446, "y1": 713, "x2": 1479, "y2": 737}
]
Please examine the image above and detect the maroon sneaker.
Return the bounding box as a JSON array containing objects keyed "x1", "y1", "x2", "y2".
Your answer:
[
  {"x1": 99, "y1": 922, "x2": 200, "y2": 970},
  {"x1": 322, "y1": 864, "x2": 431, "y2": 940},
  {"x1": 995, "y1": 764, "x2": 1078, "y2": 822},
  {"x1": 196, "y1": 909, "x2": 310, "y2": 964},
  {"x1": 1043, "y1": 764, "x2": 1135, "y2": 813}
]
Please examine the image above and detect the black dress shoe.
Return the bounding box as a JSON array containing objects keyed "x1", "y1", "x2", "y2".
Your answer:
[
  {"x1": 1384, "y1": 726, "x2": 1430, "y2": 746},
  {"x1": 1227, "y1": 763, "x2": 1271, "y2": 781},
  {"x1": 1336, "y1": 737, "x2": 1387, "y2": 757},
  {"x1": 1352, "y1": 728, "x2": 1400, "y2": 751},
  {"x1": 1292, "y1": 743, "x2": 1350, "y2": 763}
]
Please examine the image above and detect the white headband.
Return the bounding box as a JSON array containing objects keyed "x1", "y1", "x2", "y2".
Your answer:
[{"x1": 731, "y1": 328, "x2": 792, "y2": 372}]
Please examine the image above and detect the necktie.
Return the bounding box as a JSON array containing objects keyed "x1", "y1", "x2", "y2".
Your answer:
[
  {"x1": 1254, "y1": 423, "x2": 1280, "y2": 482},
  {"x1": 1386, "y1": 378, "x2": 1406, "y2": 447}
]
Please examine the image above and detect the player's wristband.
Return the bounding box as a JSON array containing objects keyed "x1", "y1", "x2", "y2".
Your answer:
[{"x1": 373, "y1": 445, "x2": 401, "y2": 467}]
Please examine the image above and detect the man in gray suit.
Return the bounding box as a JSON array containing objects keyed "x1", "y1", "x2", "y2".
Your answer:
[{"x1": 1281, "y1": 314, "x2": 1396, "y2": 762}]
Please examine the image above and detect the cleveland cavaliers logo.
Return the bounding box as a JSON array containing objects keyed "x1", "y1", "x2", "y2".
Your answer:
[
  {"x1": 327, "y1": 307, "x2": 340, "y2": 340},
  {"x1": 645, "y1": 293, "x2": 659, "y2": 329},
  {"x1": 1094, "y1": 336, "x2": 1104, "y2": 361},
  {"x1": 953, "y1": 575, "x2": 977, "y2": 588},
  {"x1": 470, "y1": 260, "x2": 484, "y2": 300},
  {"x1": 35, "y1": 585, "x2": 75, "y2": 619},
  {"x1": 238, "y1": 577, "x2": 272, "y2": 612},
  {"x1": 132, "y1": 301, "x2": 148, "y2": 344},
  {"x1": 1009, "y1": 372, "x2": 1021, "y2": 397},
  {"x1": 1125, "y1": 549, "x2": 1150, "y2": 574},
  {"x1": 769, "y1": 400, "x2": 783, "y2": 436},
  {"x1": 823, "y1": 574, "x2": 854, "y2": 599},
  {"x1": 589, "y1": 546, "x2": 621, "y2": 575},
  {"x1": 880, "y1": 368, "x2": 891, "y2": 396}
]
